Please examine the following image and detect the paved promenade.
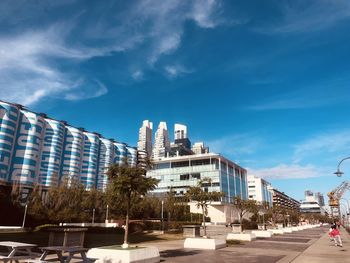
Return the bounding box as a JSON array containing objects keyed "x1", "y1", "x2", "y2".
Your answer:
[
  {"x1": 138, "y1": 225, "x2": 350, "y2": 262},
  {"x1": 291, "y1": 226, "x2": 350, "y2": 263}
]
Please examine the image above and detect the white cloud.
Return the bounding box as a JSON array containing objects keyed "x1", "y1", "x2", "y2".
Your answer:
[
  {"x1": 133, "y1": 0, "x2": 223, "y2": 64},
  {"x1": 258, "y1": 0, "x2": 350, "y2": 34},
  {"x1": 0, "y1": 24, "x2": 116, "y2": 106},
  {"x1": 248, "y1": 164, "x2": 322, "y2": 180},
  {"x1": 191, "y1": 0, "x2": 220, "y2": 28},
  {"x1": 293, "y1": 130, "x2": 350, "y2": 163},
  {"x1": 0, "y1": 0, "x2": 226, "y2": 105},
  {"x1": 132, "y1": 70, "x2": 144, "y2": 80},
  {"x1": 247, "y1": 76, "x2": 350, "y2": 110},
  {"x1": 164, "y1": 64, "x2": 193, "y2": 78},
  {"x1": 207, "y1": 134, "x2": 263, "y2": 158}
]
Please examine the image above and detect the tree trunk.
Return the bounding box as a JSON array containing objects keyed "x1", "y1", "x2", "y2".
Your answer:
[
  {"x1": 202, "y1": 205, "x2": 207, "y2": 238},
  {"x1": 239, "y1": 212, "x2": 243, "y2": 233},
  {"x1": 122, "y1": 199, "x2": 130, "y2": 248}
]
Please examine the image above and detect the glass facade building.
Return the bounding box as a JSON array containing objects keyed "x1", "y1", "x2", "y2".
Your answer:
[
  {"x1": 147, "y1": 153, "x2": 248, "y2": 202},
  {"x1": 0, "y1": 100, "x2": 137, "y2": 191}
]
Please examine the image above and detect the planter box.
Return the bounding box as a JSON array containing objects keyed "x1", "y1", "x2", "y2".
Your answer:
[
  {"x1": 257, "y1": 224, "x2": 267, "y2": 230},
  {"x1": 184, "y1": 238, "x2": 226, "y2": 250},
  {"x1": 231, "y1": 224, "x2": 242, "y2": 234},
  {"x1": 227, "y1": 233, "x2": 256, "y2": 241},
  {"x1": 251, "y1": 230, "x2": 273, "y2": 238},
  {"x1": 87, "y1": 246, "x2": 160, "y2": 263},
  {"x1": 182, "y1": 225, "x2": 201, "y2": 238},
  {"x1": 270, "y1": 229, "x2": 284, "y2": 235}
]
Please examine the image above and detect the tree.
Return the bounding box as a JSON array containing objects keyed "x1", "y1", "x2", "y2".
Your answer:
[
  {"x1": 107, "y1": 164, "x2": 159, "y2": 248},
  {"x1": 266, "y1": 204, "x2": 284, "y2": 227},
  {"x1": 27, "y1": 185, "x2": 47, "y2": 223},
  {"x1": 45, "y1": 179, "x2": 87, "y2": 223},
  {"x1": 232, "y1": 196, "x2": 258, "y2": 232},
  {"x1": 186, "y1": 178, "x2": 224, "y2": 238}
]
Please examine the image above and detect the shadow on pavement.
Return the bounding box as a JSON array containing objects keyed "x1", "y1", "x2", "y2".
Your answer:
[{"x1": 160, "y1": 249, "x2": 201, "y2": 258}]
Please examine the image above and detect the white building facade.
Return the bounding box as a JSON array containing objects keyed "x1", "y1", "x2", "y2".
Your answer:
[
  {"x1": 137, "y1": 120, "x2": 153, "y2": 158},
  {"x1": 247, "y1": 175, "x2": 273, "y2": 206},
  {"x1": 152, "y1": 122, "x2": 170, "y2": 159}
]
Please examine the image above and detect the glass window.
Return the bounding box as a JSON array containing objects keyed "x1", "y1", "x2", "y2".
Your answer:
[
  {"x1": 171, "y1": 161, "x2": 190, "y2": 168},
  {"x1": 190, "y1": 159, "x2": 210, "y2": 166},
  {"x1": 180, "y1": 174, "x2": 190, "y2": 180},
  {"x1": 191, "y1": 173, "x2": 201, "y2": 179}
]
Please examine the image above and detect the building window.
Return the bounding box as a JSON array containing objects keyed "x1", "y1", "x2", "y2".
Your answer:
[
  {"x1": 180, "y1": 174, "x2": 190, "y2": 180},
  {"x1": 190, "y1": 159, "x2": 210, "y2": 166},
  {"x1": 191, "y1": 173, "x2": 201, "y2": 179},
  {"x1": 171, "y1": 161, "x2": 190, "y2": 168}
]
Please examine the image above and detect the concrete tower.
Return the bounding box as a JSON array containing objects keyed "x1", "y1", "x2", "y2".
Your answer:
[
  {"x1": 137, "y1": 120, "x2": 153, "y2": 158},
  {"x1": 152, "y1": 122, "x2": 170, "y2": 159}
]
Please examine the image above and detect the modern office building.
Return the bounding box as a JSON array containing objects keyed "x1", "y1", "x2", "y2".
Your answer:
[
  {"x1": 137, "y1": 120, "x2": 153, "y2": 158},
  {"x1": 147, "y1": 153, "x2": 248, "y2": 223},
  {"x1": 0, "y1": 100, "x2": 137, "y2": 193},
  {"x1": 191, "y1": 142, "x2": 209, "y2": 155},
  {"x1": 268, "y1": 186, "x2": 300, "y2": 211},
  {"x1": 247, "y1": 175, "x2": 273, "y2": 206},
  {"x1": 171, "y1": 123, "x2": 192, "y2": 156},
  {"x1": 315, "y1": 192, "x2": 325, "y2": 207},
  {"x1": 174, "y1": 123, "x2": 187, "y2": 140},
  {"x1": 299, "y1": 190, "x2": 326, "y2": 214},
  {"x1": 152, "y1": 122, "x2": 170, "y2": 159}
]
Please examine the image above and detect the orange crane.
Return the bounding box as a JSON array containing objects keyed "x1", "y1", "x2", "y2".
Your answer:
[{"x1": 328, "y1": 181, "x2": 350, "y2": 217}]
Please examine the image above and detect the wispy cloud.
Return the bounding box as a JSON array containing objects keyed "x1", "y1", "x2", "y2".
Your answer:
[
  {"x1": 131, "y1": 70, "x2": 144, "y2": 81},
  {"x1": 293, "y1": 129, "x2": 350, "y2": 163},
  {"x1": 164, "y1": 64, "x2": 194, "y2": 78},
  {"x1": 248, "y1": 164, "x2": 323, "y2": 180},
  {"x1": 0, "y1": 0, "x2": 228, "y2": 105},
  {"x1": 0, "y1": 24, "x2": 114, "y2": 105},
  {"x1": 133, "y1": 0, "x2": 223, "y2": 65},
  {"x1": 257, "y1": 0, "x2": 350, "y2": 34},
  {"x1": 207, "y1": 133, "x2": 263, "y2": 161},
  {"x1": 247, "y1": 76, "x2": 350, "y2": 110}
]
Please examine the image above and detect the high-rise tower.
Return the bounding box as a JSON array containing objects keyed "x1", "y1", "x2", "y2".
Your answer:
[
  {"x1": 137, "y1": 120, "x2": 153, "y2": 158},
  {"x1": 152, "y1": 122, "x2": 170, "y2": 159},
  {"x1": 174, "y1": 124, "x2": 187, "y2": 140}
]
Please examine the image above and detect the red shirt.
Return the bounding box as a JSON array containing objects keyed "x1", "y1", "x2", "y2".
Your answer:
[{"x1": 330, "y1": 228, "x2": 340, "y2": 237}]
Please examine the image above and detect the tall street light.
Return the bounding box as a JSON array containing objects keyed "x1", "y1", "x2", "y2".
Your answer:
[
  {"x1": 106, "y1": 204, "x2": 109, "y2": 223},
  {"x1": 161, "y1": 200, "x2": 164, "y2": 231},
  {"x1": 334, "y1": 157, "x2": 350, "y2": 177},
  {"x1": 21, "y1": 204, "x2": 28, "y2": 228},
  {"x1": 92, "y1": 208, "x2": 95, "y2": 224}
]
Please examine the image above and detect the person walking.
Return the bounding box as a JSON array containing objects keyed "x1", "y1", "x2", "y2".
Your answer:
[{"x1": 330, "y1": 225, "x2": 343, "y2": 247}]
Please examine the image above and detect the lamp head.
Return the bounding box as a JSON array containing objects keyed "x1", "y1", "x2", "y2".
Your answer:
[{"x1": 334, "y1": 169, "x2": 344, "y2": 177}]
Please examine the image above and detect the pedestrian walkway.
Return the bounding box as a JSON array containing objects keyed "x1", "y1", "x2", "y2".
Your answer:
[{"x1": 290, "y1": 226, "x2": 350, "y2": 263}]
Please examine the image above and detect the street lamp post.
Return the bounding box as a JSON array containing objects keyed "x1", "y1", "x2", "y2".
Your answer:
[
  {"x1": 106, "y1": 204, "x2": 109, "y2": 223},
  {"x1": 161, "y1": 200, "x2": 164, "y2": 231},
  {"x1": 92, "y1": 208, "x2": 95, "y2": 224},
  {"x1": 340, "y1": 203, "x2": 349, "y2": 229},
  {"x1": 334, "y1": 157, "x2": 350, "y2": 177},
  {"x1": 22, "y1": 204, "x2": 28, "y2": 228}
]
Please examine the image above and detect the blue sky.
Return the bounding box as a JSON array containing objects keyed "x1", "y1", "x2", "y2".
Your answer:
[{"x1": 1, "y1": 0, "x2": 350, "y2": 202}]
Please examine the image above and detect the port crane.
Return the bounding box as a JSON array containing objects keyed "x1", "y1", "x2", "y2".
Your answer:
[{"x1": 328, "y1": 181, "x2": 350, "y2": 217}]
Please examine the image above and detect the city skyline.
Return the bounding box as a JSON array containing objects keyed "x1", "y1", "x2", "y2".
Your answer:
[{"x1": 1, "y1": 0, "x2": 350, "y2": 201}]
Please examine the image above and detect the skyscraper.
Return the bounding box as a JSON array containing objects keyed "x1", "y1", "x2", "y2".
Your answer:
[
  {"x1": 137, "y1": 120, "x2": 153, "y2": 158},
  {"x1": 174, "y1": 124, "x2": 187, "y2": 140},
  {"x1": 152, "y1": 122, "x2": 170, "y2": 159}
]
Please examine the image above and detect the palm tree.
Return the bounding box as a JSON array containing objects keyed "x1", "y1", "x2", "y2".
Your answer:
[{"x1": 107, "y1": 163, "x2": 159, "y2": 248}]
